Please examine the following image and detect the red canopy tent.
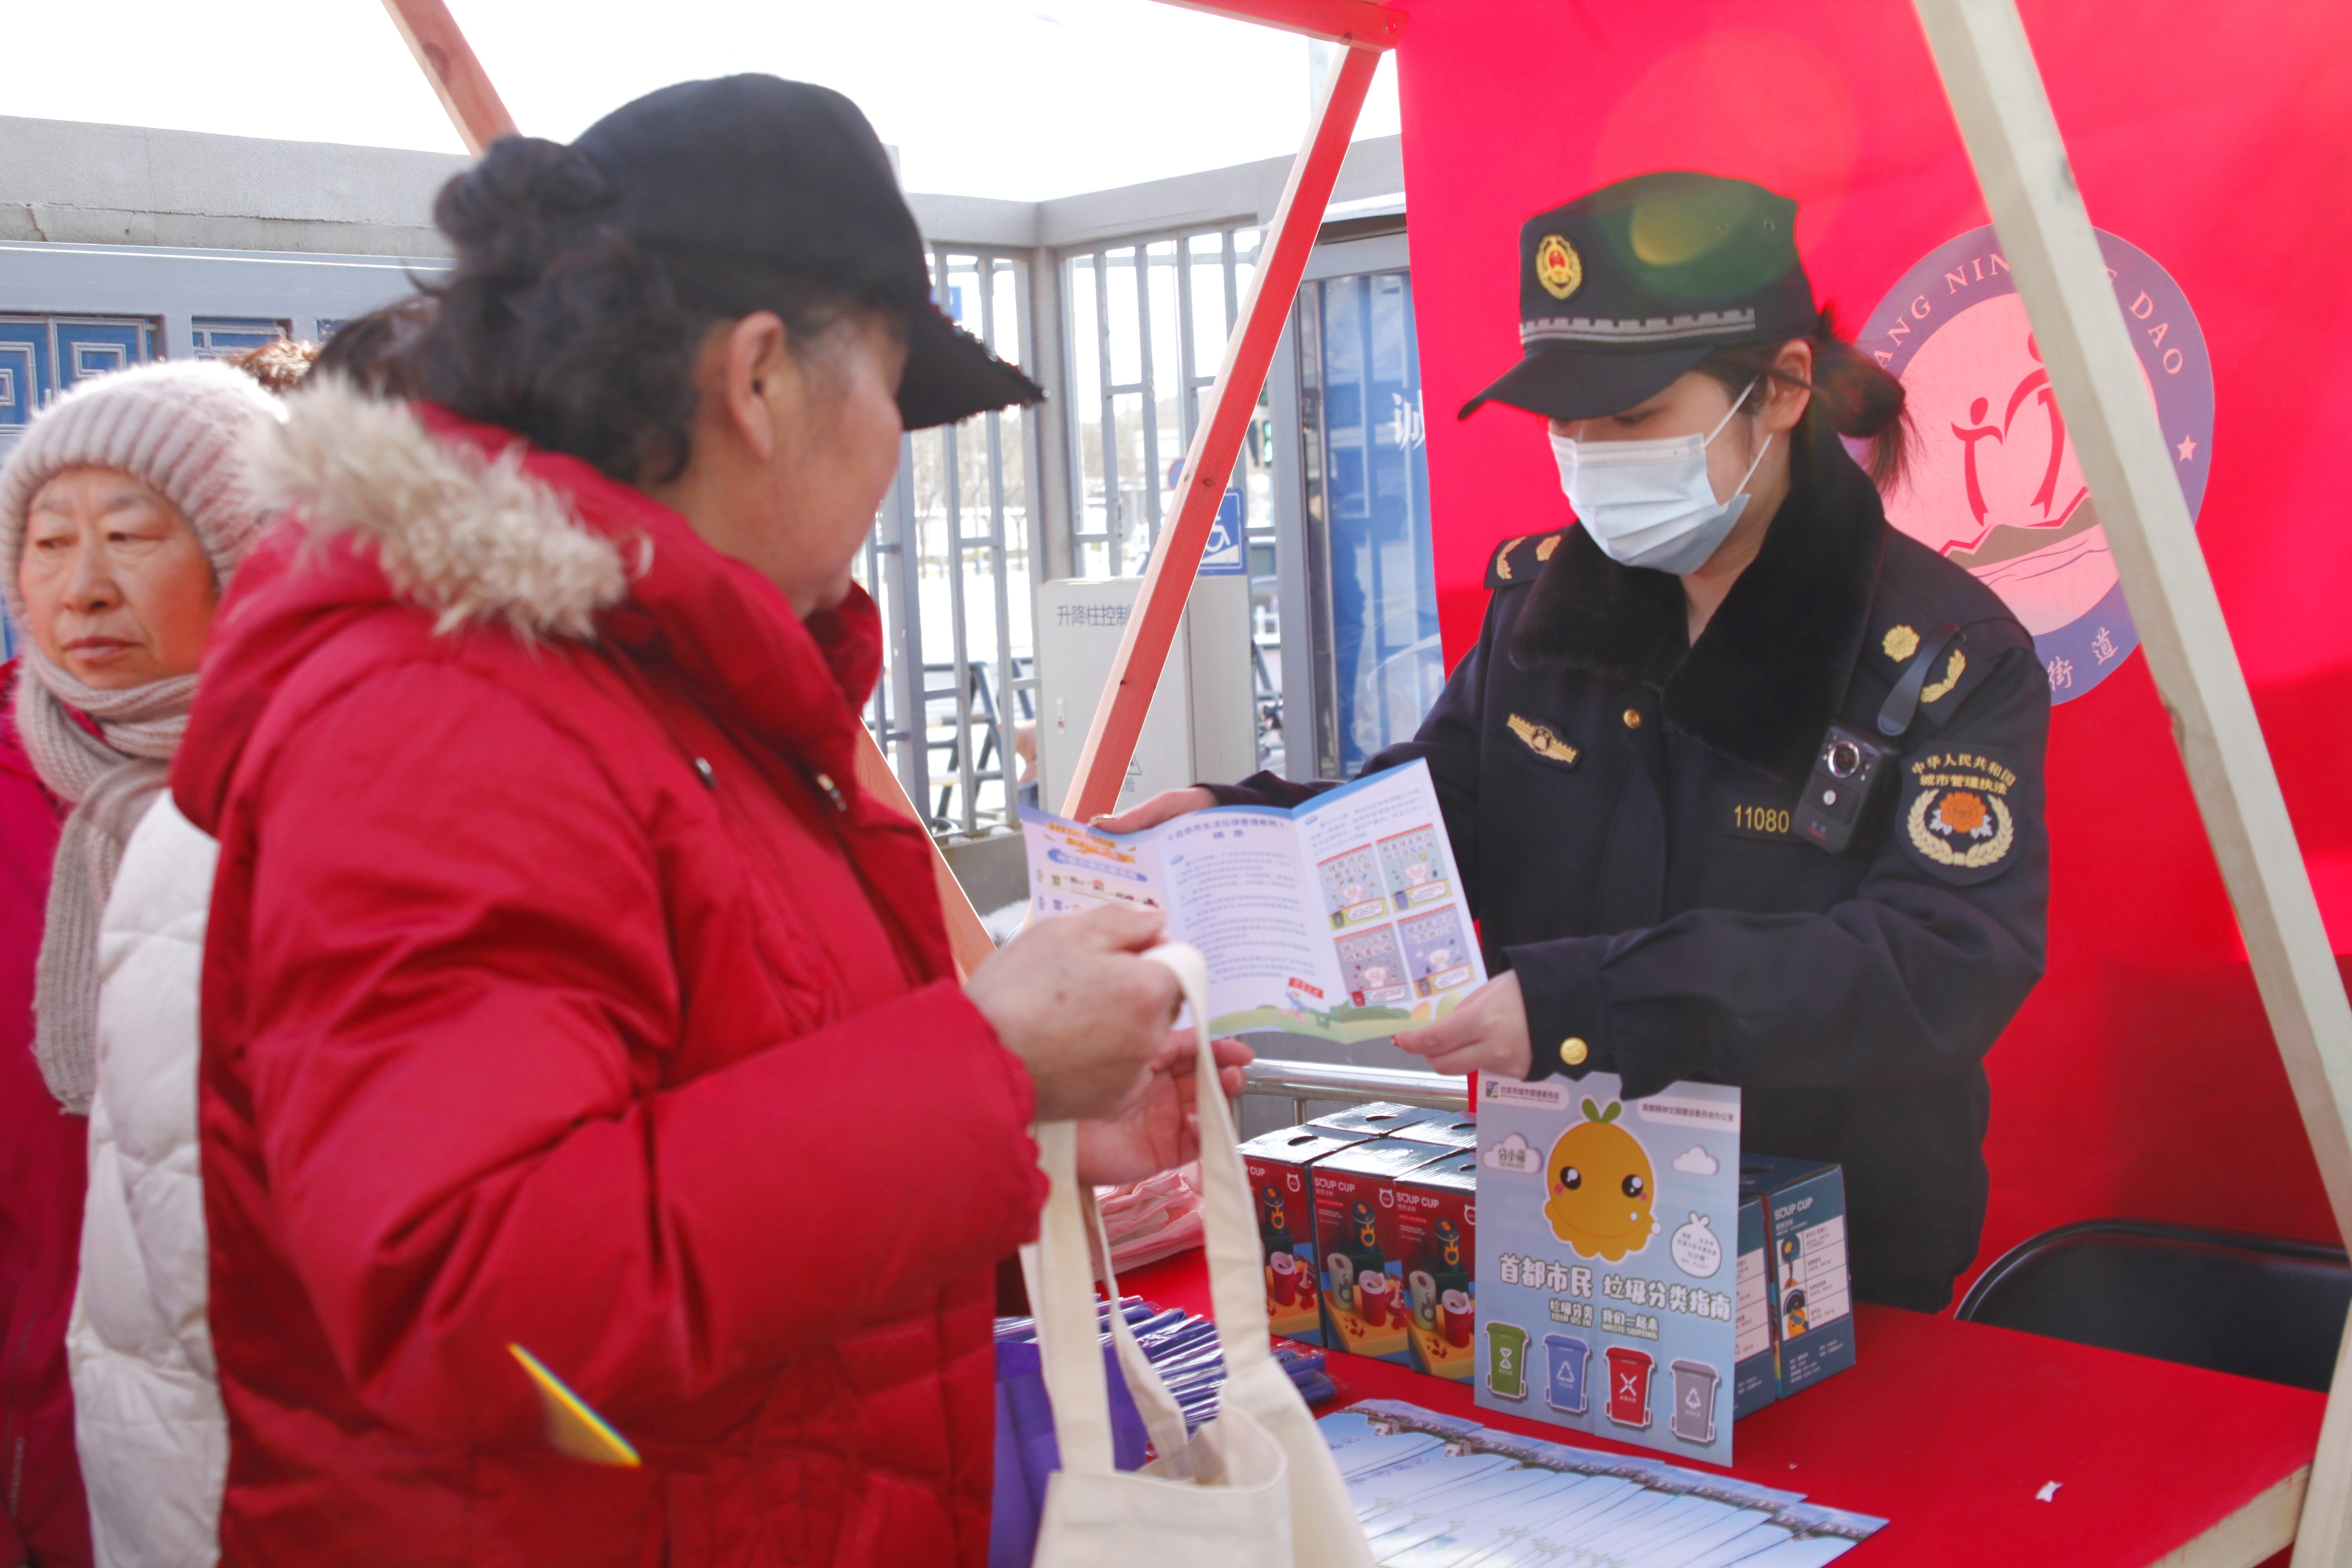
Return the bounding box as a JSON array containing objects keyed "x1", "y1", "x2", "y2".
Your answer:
[
  {"x1": 374, "y1": 0, "x2": 2352, "y2": 1556},
  {"x1": 1383, "y1": 1, "x2": 2352, "y2": 1302}
]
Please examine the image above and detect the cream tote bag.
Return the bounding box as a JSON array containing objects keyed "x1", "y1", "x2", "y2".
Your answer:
[{"x1": 1026, "y1": 942, "x2": 1376, "y2": 1568}]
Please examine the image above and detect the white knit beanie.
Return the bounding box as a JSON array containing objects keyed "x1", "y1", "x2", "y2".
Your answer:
[
  {"x1": 0, "y1": 359, "x2": 284, "y2": 1113},
  {"x1": 0, "y1": 359, "x2": 285, "y2": 624}
]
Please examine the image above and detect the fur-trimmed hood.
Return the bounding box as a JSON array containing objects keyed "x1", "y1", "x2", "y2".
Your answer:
[
  {"x1": 1508, "y1": 422, "x2": 1887, "y2": 783},
  {"x1": 178, "y1": 387, "x2": 889, "y2": 844},
  {"x1": 245, "y1": 377, "x2": 631, "y2": 640}
]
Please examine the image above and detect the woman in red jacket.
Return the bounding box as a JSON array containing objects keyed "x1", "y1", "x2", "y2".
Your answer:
[
  {"x1": 173, "y1": 76, "x2": 1233, "y2": 1566},
  {"x1": 0, "y1": 666, "x2": 81, "y2": 1568}
]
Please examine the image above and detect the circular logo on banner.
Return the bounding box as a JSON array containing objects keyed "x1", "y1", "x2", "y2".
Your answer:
[{"x1": 1857, "y1": 228, "x2": 2213, "y2": 702}]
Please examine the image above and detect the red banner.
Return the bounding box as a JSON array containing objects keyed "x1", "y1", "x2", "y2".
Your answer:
[{"x1": 1388, "y1": 0, "x2": 2352, "y2": 1281}]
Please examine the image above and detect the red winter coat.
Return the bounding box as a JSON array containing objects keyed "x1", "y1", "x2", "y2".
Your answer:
[
  {"x1": 172, "y1": 385, "x2": 1047, "y2": 1567},
  {"x1": 0, "y1": 666, "x2": 92, "y2": 1568}
]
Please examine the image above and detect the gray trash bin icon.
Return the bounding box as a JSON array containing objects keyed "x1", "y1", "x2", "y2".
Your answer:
[{"x1": 1669, "y1": 1358, "x2": 1720, "y2": 1446}]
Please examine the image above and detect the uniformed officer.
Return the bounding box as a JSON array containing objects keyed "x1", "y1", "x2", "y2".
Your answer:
[{"x1": 1106, "y1": 172, "x2": 2051, "y2": 1312}]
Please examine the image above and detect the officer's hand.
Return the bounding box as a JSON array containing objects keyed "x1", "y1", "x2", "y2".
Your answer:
[
  {"x1": 1397, "y1": 972, "x2": 1533, "y2": 1079},
  {"x1": 1092, "y1": 787, "x2": 1216, "y2": 835},
  {"x1": 967, "y1": 904, "x2": 1183, "y2": 1122}
]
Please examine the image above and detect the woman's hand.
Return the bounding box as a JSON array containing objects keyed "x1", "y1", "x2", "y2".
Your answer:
[
  {"x1": 1077, "y1": 1030, "x2": 1255, "y2": 1187},
  {"x1": 1395, "y1": 971, "x2": 1533, "y2": 1079},
  {"x1": 966, "y1": 904, "x2": 1181, "y2": 1122},
  {"x1": 1092, "y1": 786, "x2": 1217, "y2": 836}
]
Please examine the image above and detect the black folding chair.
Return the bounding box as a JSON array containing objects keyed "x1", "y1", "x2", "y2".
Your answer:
[{"x1": 1955, "y1": 1219, "x2": 2352, "y2": 1391}]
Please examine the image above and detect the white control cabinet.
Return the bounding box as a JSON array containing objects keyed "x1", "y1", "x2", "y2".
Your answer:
[{"x1": 1034, "y1": 573, "x2": 1258, "y2": 816}]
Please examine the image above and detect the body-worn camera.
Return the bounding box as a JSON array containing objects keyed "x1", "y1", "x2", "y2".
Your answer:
[
  {"x1": 1795, "y1": 725, "x2": 1896, "y2": 856},
  {"x1": 1795, "y1": 620, "x2": 1962, "y2": 856}
]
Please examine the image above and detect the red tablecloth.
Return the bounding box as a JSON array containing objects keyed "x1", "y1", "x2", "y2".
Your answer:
[{"x1": 1124, "y1": 1248, "x2": 2322, "y2": 1566}]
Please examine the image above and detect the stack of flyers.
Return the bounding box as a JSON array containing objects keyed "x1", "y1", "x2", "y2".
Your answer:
[{"x1": 1323, "y1": 1401, "x2": 1887, "y2": 1568}]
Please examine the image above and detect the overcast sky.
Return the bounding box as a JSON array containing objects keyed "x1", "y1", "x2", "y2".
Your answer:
[{"x1": 9, "y1": 1, "x2": 1400, "y2": 200}]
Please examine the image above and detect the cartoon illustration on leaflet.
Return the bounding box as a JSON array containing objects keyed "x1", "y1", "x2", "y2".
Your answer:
[
  {"x1": 1377, "y1": 826, "x2": 1454, "y2": 907},
  {"x1": 1335, "y1": 926, "x2": 1412, "y2": 1008},
  {"x1": 1544, "y1": 1099, "x2": 1661, "y2": 1263},
  {"x1": 1320, "y1": 845, "x2": 1389, "y2": 929},
  {"x1": 1398, "y1": 904, "x2": 1476, "y2": 999}
]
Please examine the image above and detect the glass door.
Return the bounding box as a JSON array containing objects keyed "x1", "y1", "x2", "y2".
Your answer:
[{"x1": 1274, "y1": 233, "x2": 1441, "y2": 783}]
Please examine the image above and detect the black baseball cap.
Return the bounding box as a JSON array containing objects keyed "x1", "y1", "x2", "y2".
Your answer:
[
  {"x1": 1459, "y1": 172, "x2": 1820, "y2": 423},
  {"x1": 574, "y1": 75, "x2": 1042, "y2": 431}
]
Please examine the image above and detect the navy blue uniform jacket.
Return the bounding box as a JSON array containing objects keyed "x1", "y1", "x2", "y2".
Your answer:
[{"x1": 1214, "y1": 428, "x2": 2050, "y2": 1310}]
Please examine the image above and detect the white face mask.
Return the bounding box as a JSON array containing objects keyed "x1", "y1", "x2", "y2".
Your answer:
[{"x1": 1550, "y1": 380, "x2": 1772, "y2": 575}]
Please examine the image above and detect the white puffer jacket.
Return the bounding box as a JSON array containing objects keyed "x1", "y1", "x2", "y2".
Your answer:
[{"x1": 66, "y1": 795, "x2": 224, "y2": 1568}]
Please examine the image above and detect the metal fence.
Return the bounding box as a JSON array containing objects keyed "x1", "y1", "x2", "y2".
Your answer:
[
  {"x1": 1060, "y1": 227, "x2": 1287, "y2": 773},
  {"x1": 1063, "y1": 226, "x2": 1268, "y2": 577},
  {"x1": 861, "y1": 224, "x2": 1294, "y2": 835},
  {"x1": 857, "y1": 247, "x2": 1042, "y2": 836}
]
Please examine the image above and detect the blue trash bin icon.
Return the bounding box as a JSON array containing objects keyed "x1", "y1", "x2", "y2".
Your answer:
[{"x1": 1542, "y1": 1333, "x2": 1590, "y2": 1416}]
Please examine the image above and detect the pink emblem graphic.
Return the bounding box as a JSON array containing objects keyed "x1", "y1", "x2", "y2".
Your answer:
[
  {"x1": 1861, "y1": 229, "x2": 2212, "y2": 703},
  {"x1": 1885, "y1": 295, "x2": 2113, "y2": 639}
]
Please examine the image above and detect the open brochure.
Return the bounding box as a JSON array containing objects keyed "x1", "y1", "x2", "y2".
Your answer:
[{"x1": 1020, "y1": 759, "x2": 1487, "y2": 1044}]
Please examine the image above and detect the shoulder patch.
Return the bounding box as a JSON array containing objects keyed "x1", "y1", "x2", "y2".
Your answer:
[
  {"x1": 1486, "y1": 532, "x2": 1561, "y2": 589},
  {"x1": 1898, "y1": 745, "x2": 2025, "y2": 884}
]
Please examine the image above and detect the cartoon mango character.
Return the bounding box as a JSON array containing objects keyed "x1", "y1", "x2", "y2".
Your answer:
[{"x1": 1543, "y1": 1099, "x2": 1659, "y2": 1263}]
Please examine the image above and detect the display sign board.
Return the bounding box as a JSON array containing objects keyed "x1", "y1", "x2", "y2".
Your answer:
[{"x1": 1474, "y1": 1071, "x2": 1742, "y2": 1465}]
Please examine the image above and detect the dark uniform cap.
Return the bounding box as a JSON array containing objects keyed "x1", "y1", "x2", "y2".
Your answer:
[
  {"x1": 1460, "y1": 171, "x2": 1820, "y2": 423},
  {"x1": 573, "y1": 74, "x2": 1042, "y2": 431}
]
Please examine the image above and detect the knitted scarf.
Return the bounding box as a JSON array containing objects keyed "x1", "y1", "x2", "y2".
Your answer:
[{"x1": 15, "y1": 650, "x2": 195, "y2": 1113}]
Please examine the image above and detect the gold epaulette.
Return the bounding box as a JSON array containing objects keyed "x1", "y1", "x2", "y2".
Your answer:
[{"x1": 1485, "y1": 531, "x2": 1564, "y2": 589}]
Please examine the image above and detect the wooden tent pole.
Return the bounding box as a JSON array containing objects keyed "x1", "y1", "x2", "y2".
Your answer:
[
  {"x1": 1912, "y1": 0, "x2": 2352, "y2": 1558},
  {"x1": 378, "y1": 0, "x2": 516, "y2": 155},
  {"x1": 1058, "y1": 39, "x2": 1386, "y2": 821},
  {"x1": 376, "y1": 0, "x2": 1001, "y2": 972},
  {"x1": 1154, "y1": 0, "x2": 1403, "y2": 48}
]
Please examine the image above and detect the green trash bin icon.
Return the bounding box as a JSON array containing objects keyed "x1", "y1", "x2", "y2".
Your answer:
[{"x1": 1486, "y1": 1322, "x2": 1530, "y2": 1401}]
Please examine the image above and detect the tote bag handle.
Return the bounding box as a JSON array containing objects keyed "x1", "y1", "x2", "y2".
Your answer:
[
  {"x1": 1030, "y1": 943, "x2": 1373, "y2": 1568},
  {"x1": 1031, "y1": 943, "x2": 1276, "y2": 1472}
]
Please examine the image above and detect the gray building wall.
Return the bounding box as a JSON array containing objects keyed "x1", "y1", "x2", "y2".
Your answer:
[
  {"x1": 0, "y1": 117, "x2": 468, "y2": 257},
  {"x1": 0, "y1": 114, "x2": 1403, "y2": 257}
]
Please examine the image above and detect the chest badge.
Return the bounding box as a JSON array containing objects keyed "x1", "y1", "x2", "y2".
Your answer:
[
  {"x1": 1883, "y1": 625, "x2": 1920, "y2": 662},
  {"x1": 1507, "y1": 713, "x2": 1579, "y2": 767}
]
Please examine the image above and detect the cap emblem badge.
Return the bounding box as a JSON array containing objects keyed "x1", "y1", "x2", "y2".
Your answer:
[{"x1": 1536, "y1": 235, "x2": 1583, "y2": 301}]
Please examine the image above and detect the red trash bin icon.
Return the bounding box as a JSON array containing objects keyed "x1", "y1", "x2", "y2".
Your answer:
[{"x1": 1604, "y1": 1346, "x2": 1655, "y2": 1430}]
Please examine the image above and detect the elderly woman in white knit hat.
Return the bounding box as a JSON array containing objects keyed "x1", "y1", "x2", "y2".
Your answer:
[{"x1": 0, "y1": 358, "x2": 280, "y2": 1568}]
